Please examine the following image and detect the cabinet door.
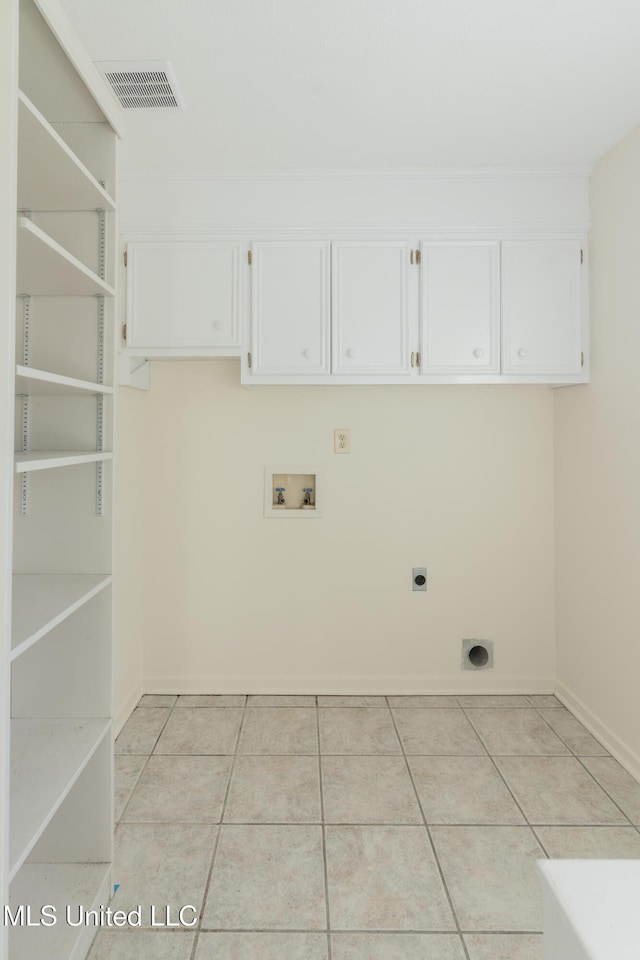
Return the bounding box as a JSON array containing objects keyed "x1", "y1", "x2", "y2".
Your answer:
[
  {"x1": 420, "y1": 241, "x2": 499, "y2": 374},
  {"x1": 332, "y1": 241, "x2": 412, "y2": 376},
  {"x1": 127, "y1": 241, "x2": 242, "y2": 349},
  {"x1": 250, "y1": 241, "x2": 330, "y2": 375},
  {"x1": 502, "y1": 241, "x2": 582, "y2": 375}
]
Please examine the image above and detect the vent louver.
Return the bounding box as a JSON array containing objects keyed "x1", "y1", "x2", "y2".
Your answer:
[{"x1": 96, "y1": 61, "x2": 185, "y2": 110}]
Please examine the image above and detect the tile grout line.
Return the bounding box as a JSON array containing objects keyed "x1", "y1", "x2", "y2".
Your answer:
[
  {"x1": 113, "y1": 696, "x2": 179, "y2": 870},
  {"x1": 462, "y1": 703, "x2": 634, "y2": 843},
  {"x1": 385, "y1": 696, "x2": 472, "y2": 960},
  {"x1": 530, "y1": 824, "x2": 552, "y2": 859},
  {"x1": 188, "y1": 695, "x2": 249, "y2": 960},
  {"x1": 531, "y1": 705, "x2": 635, "y2": 827},
  {"x1": 115, "y1": 696, "x2": 177, "y2": 766},
  {"x1": 459, "y1": 704, "x2": 542, "y2": 841},
  {"x1": 113, "y1": 816, "x2": 640, "y2": 828},
  {"x1": 573, "y1": 754, "x2": 635, "y2": 826},
  {"x1": 113, "y1": 696, "x2": 178, "y2": 827},
  {"x1": 115, "y1": 754, "x2": 151, "y2": 826},
  {"x1": 316, "y1": 696, "x2": 333, "y2": 960},
  {"x1": 109, "y1": 695, "x2": 640, "y2": 952},
  {"x1": 91, "y1": 697, "x2": 181, "y2": 959},
  {"x1": 138, "y1": 752, "x2": 563, "y2": 757}
]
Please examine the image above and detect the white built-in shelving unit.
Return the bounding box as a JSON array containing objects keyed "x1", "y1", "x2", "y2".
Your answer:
[{"x1": 0, "y1": 1, "x2": 124, "y2": 958}]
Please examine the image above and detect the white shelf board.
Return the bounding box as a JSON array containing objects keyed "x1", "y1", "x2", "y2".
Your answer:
[
  {"x1": 9, "y1": 862, "x2": 110, "y2": 960},
  {"x1": 11, "y1": 574, "x2": 112, "y2": 660},
  {"x1": 15, "y1": 365, "x2": 114, "y2": 397},
  {"x1": 15, "y1": 450, "x2": 113, "y2": 473},
  {"x1": 10, "y1": 719, "x2": 110, "y2": 879},
  {"x1": 16, "y1": 216, "x2": 115, "y2": 297},
  {"x1": 18, "y1": 91, "x2": 115, "y2": 212}
]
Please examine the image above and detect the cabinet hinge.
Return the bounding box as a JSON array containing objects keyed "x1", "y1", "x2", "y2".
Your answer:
[
  {"x1": 122, "y1": 323, "x2": 127, "y2": 343},
  {"x1": 410, "y1": 250, "x2": 414, "y2": 265},
  {"x1": 581, "y1": 351, "x2": 585, "y2": 368},
  {"x1": 411, "y1": 351, "x2": 415, "y2": 367},
  {"x1": 247, "y1": 250, "x2": 253, "y2": 266},
  {"x1": 416, "y1": 351, "x2": 421, "y2": 367},
  {"x1": 415, "y1": 249, "x2": 421, "y2": 265},
  {"x1": 247, "y1": 351, "x2": 252, "y2": 369},
  {"x1": 580, "y1": 248, "x2": 584, "y2": 265},
  {"x1": 123, "y1": 251, "x2": 127, "y2": 268}
]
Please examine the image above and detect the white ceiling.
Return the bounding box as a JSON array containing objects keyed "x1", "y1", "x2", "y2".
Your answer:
[{"x1": 59, "y1": 0, "x2": 640, "y2": 174}]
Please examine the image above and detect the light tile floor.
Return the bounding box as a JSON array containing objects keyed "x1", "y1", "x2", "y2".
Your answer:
[{"x1": 89, "y1": 694, "x2": 640, "y2": 960}]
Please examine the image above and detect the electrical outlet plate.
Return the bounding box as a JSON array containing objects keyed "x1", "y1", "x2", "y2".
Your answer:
[
  {"x1": 412, "y1": 567, "x2": 427, "y2": 591},
  {"x1": 334, "y1": 428, "x2": 351, "y2": 454}
]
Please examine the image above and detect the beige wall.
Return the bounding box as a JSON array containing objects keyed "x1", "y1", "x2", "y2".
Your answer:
[
  {"x1": 555, "y1": 125, "x2": 640, "y2": 777},
  {"x1": 115, "y1": 361, "x2": 557, "y2": 700}
]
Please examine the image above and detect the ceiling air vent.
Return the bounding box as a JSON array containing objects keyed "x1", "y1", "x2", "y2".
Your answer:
[{"x1": 96, "y1": 61, "x2": 185, "y2": 110}]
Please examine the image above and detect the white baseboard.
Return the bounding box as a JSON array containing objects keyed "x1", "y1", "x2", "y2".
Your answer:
[
  {"x1": 555, "y1": 680, "x2": 640, "y2": 783},
  {"x1": 114, "y1": 676, "x2": 144, "y2": 736},
  {"x1": 143, "y1": 673, "x2": 556, "y2": 696}
]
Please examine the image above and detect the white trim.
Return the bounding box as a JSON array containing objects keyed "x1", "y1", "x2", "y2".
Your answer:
[
  {"x1": 245, "y1": 374, "x2": 588, "y2": 386},
  {"x1": 33, "y1": 0, "x2": 125, "y2": 136},
  {"x1": 120, "y1": 223, "x2": 591, "y2": 239},
  {"x1": 554, "y1": 680, "x2": 640, "y2": 783},
  {"x1": 142, "y1": 674, "x2": 556, "y2": 695},
  {"x1": 124, "y1": 347, "x2": 241, "y2": 359},
  {"x1": 113, "y1": 677, "x2": 144, "y2": 737},
  {"x1": 118, "y1": 166, "x2": 593, "y2": 183}
]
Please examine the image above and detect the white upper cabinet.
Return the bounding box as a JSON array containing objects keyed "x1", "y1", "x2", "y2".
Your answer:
[
  {"x1": 502, "y1": 241, "x2": 583, "y2": 376},
  {"x1": 420, "y1": 241, "x2": 499, "y2": 375},
  {"x1": 250, "y1": 240, "x2": 331, "y2": 376},
  {"x1": 332, "y1": 241, "x2": 412, "y2": 376},
  {"x1": 124, "y1": 231, "x2": 587, "y2": 385},
  {"x1": 126, "y1": 241, "x2": 242, "y2": 351}
]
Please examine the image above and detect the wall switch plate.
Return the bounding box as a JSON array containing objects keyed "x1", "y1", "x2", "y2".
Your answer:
[
  {"x1": 334, "y1": 428, "x2": 351, "y2": 454},
  {"x1": 412, "y1": 567, "x2": 427, "y2": 591}
]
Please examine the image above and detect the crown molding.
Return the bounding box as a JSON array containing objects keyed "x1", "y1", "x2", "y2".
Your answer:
[
  {"x1": 118, "y1": 165, "x2": 593, "y2": 183},
  {"x1": 120, "y1": 222, "x2": 591, "y2": 239}
]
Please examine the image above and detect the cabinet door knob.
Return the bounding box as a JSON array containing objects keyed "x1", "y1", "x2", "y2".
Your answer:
[
  {"x1": 517, "y1": 348, "x2": 528, "y2": 358},
  {"x1": 347, "y1": 348, "x2": 357, "y2": 359},
  {"x1": 213, "y1": 321, "x2": 223, "y2": 330},
  {"x1": 303, "y1": 348, "x2": 314, "y2": 359},
  {"x1": 473, "y1": 348, "x2": 485, "y2": 358}
]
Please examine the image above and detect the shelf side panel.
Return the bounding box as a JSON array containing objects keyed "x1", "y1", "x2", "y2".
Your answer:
[
  {"x1": 9, "y1": 718, "x2": 109, "y2": 877},
  {"x1": 11, "y1": 573, "x2": 111, "y2": 654},
  {"x1": 18, "y1": 93, "x2": 115, "y2": 212},
  {"x1": 27, "y1": 734, "x2": 112, "y2": 864},
  {"x1": 13, "y1": 461, "x2": 112, "y2": 574},
  {"x1": 9, "y1": 862, "x2": 110, "y2": 960},
  {"x1": 15, "y1": 295, "x2": 115, "y2": 387},
  {"x1": 16, "y1": 217, "x2": 115, "y2": 297},
  {"x1": 12, "y1": 587, "x2": 111, "y2": 715}
]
